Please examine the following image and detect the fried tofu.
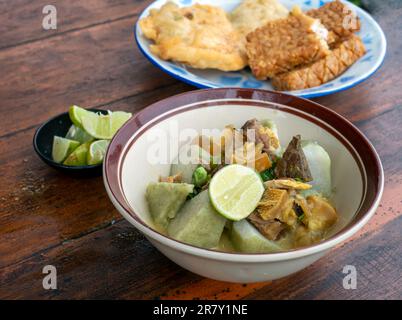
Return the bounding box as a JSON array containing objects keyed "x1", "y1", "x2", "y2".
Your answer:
[
  {"x1": 246, "y1": 6, "x2": 330, "y2": 79},
  {"x1": 139, "y1": 2, "x2": 247, "y2": 71},
  {"x1": 264, "y1": 179, "x2": 312, "y2": 190},
  {"x1": 229, "y1": 0, "x2": 289, "y2": 37},
  {"x1": 307, "y1": 0, "x2": 361, "y2": 46},
  {"x1": 272, "y1": 35, "x2": 366, "y2": 91},
  {"x1": 257, "y1": 188, "x2": 289, "y2": 220},
  {"x1": 305, "y1": 195, "x2": 338, "y2": 231}
]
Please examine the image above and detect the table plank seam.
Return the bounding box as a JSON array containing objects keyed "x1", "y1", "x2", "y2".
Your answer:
[
  {"x1": 93, "y1": 81, "x2": 179, "y2": 109},
  {"x1": 0, "y1": 218, "x2": 122, "y2": 272},
  {"x1": 353, "y1": 105, "x2": 401, "y2": 127},
  {"x1": 0, "y1": 123, "x2": 38, "y2": 141},
  {"x1": 0, "y1": 12, "x2": 140, "y2": 52}
]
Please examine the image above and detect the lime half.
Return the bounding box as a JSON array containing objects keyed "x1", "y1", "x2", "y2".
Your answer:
[
  {"x1": 81, "y1": 110, "x2": 132, "y2": 139},
  {"x1": 87, "y1": 140, "x2": 109, "y2": 165},
  {"x1": 52, "y1": 136, "x2": 80, "y2": 163},
  {"x1": 65, "y1": 124, "x2": 94, "y2": 144},
  {"x1": 63, "y1": 142, "x2": 90, "y2": 166},
  {"x1": 69, "y1": 105, "x2": 93, "y2": 129},
  {"x1": 209, "y1": 164, "x2": 264, "y2": 221}
]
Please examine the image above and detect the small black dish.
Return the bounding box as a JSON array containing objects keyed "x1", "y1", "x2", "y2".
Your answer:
[{"x1": 33, "y1": 109, "x2": 106, "y2": 177}]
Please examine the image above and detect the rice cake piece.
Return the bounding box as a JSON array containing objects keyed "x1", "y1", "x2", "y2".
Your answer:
[
  {"x1": 307, "y1": 0, "x2": 361, "y2": 46},
  {"x1": 139, "y1": 2, "x2": 247, "y2": 71},
  {"x1": 246, "y1": 6, "x2": 330, "y2": 79},
  {"x1": 271, "y1": 35, "x2": 366, "y2": 91},
  {"x1": 229, "y1": 0, "x2": 289, "y2": 37},
  {"x1": 168, "y1": 190, "x2": 226, "y2": 248},
  {"x1": 146, "y1": 182, "x2": 194, "y2": 228}
]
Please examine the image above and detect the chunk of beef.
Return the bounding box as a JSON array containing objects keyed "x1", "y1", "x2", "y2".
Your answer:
[
  {"x1": 275, "y1": 135, "x2": 313, "y2": 181},
  {"x1": 241, "y1": 118, "x2": 279, "y2": 155},
  {"x1": 247, "y1": 212, "x2": 287, "y2": 241}
]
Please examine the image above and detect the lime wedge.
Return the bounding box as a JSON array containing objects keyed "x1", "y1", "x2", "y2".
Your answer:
[
  {"x1": 81, "y1": 112, "x2": 112, "y2": 139},
  {"x1": 209, "y1": 164, "x2": 264, "y2": 221},
  {"x1": 69, "y1": 105, "x2": 93, "y2": 129},
  {"x1": 63, "y1": 142, "x2": 90, "y2": 166},
  {"x1": 110, "y1": 111, "x2": 132, "y2": 133},
  {"x1": 65, "y1": 124, "x2": 94, "y2": 144},
  {"x1": 81, "y1": 110, "x2": 132, "y2": 139},
  {"x1": 87, "y1": 140, "x2": 109, "y2": 165},
  {"x1": 52, "y1": 136, "x2": 80, "y2": 163}
]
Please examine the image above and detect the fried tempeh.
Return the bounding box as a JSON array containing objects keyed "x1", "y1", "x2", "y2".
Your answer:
[
  {"x1": 246, "y1": 6, "x2": 330, "y2": 79},
  {"x1": 271, "y1": 35, "x2": 366, "y2": 91},
  {"x1": 307, "y1": 0, "x2": 361, "y2": 46}
]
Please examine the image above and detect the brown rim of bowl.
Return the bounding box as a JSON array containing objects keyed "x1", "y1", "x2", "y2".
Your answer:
[{"x1": 104, "y1": 88, "x2": 384, "y2": 257}]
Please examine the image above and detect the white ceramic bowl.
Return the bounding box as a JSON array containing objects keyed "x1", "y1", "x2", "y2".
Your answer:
[{"x1": 104, "y1": 88, "x2": 383, "y2": 283}]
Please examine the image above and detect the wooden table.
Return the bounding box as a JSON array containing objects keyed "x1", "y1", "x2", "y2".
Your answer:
[{"x1": 0, "y1": 0, "x2": 401, "y2": 300}]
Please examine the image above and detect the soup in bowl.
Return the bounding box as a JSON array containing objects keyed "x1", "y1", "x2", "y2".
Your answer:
[{"x1": 104, "y1": 88, "x2": 383, "y2": 282}]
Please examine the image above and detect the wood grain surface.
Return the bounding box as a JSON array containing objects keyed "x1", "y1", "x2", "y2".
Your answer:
[{"x1": 0, "y1": 0, "x2": 401, "y2": 300}]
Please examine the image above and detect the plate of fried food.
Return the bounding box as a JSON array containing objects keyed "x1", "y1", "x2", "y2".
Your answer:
[{"x1": 135, "y1": 0, "x2": 386, "y2": 98}]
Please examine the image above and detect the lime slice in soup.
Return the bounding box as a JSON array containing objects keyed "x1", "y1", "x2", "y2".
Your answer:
[
  {"x1": 87, "y1": 140, "x2": 110, "y2": 165},
  {"x1": 52, "y1": 136, "x2": 80, "y2": 163},
  {"x1": 81, "y1": 110, "x2": 132, "y2": 140},
  {"x1": 209, "y1": 164, "x2": 264, "y2": 221},
  {"x1": 63, "y1": 142, "x2": 90, "y2": 166}
]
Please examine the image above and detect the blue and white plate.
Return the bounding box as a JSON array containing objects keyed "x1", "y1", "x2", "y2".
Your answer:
[{"x1": 135, "y1": 0, "x2": 386, "y2": 98}]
